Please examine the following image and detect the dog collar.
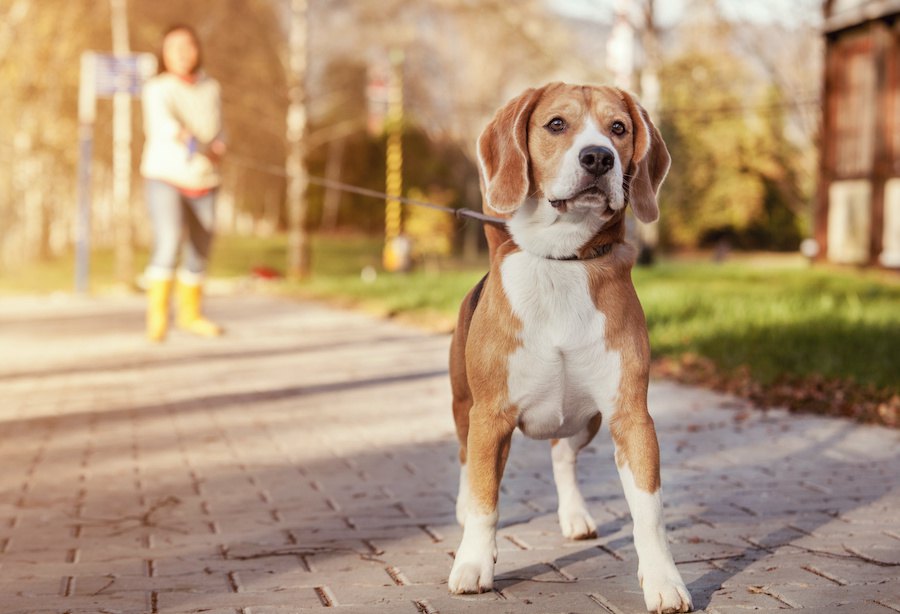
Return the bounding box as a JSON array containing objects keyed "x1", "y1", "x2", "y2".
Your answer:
[{"x1": 551, "y1": 242, "x2": 614, "y2": 261}]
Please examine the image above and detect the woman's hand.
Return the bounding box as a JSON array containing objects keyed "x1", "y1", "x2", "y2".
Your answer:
[
  {"x1": 207, "y1": 139, "x2": 227, "y2": 165},
  {"x1": 177, "y1": 126, "x2": 192, "y2": 144}
]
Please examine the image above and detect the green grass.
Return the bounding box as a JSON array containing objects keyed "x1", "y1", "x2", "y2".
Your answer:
[
  {"x1": 276, "y1": 235, "x2": 487, "y2": 329},
  {"x1": 0, "y1": 234, "x2": 396, "y2": 294},
  {"x1": 256, "y1": 236, "x2": 899, "y2": 395},
  {"x1": 0, "y1": 246, "x2": 132, "y2": 295},
  {"x1": 632, "y1": 262, "x2": 900, "y2": 390},
  {"x1": 3, "y1": 234, "x2": 898, "y2": 399}
]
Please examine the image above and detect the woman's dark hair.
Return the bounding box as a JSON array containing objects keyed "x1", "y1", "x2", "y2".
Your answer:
[{"x1": 157, "y1": 24, "x2": 203, "y2": 74}]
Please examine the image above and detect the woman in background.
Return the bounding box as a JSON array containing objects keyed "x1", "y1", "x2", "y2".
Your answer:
[{"x1": 141, "y1": 24, "x2": 226, "y2": 342}]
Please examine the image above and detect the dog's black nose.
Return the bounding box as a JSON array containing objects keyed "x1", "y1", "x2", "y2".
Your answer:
[{"x1": 579, "y1": 146, "x2": 615, "y2": 175}]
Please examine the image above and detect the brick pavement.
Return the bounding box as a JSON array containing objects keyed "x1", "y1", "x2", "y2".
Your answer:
[{"x1": 0, "y1": 293, "x2": 897, "y2": 614}]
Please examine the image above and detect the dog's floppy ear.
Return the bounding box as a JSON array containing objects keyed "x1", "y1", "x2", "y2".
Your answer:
[
  {"x1": 477, "y1": 85, "x2": 549, "y2": 214},
  {"x1": 619, "y1": 89, "x2": 670, "y2": 223}
]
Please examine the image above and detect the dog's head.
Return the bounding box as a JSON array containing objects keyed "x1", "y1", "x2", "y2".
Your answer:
[{"x1": 477, "y1": 82, "x2": 670, "y2": 258}]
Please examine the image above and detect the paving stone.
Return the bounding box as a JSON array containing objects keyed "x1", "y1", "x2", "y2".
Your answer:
[{"x1": 0, "y1": 294, "x2": 897, "y2": 613}]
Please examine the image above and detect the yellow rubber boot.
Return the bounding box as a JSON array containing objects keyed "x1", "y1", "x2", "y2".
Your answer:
[
  {"x1": 146, "y1": 279, "x2": 173, "y2": 342},
  {"x1": 176, "y1": 281, "x2": 223, "y2": 337}
]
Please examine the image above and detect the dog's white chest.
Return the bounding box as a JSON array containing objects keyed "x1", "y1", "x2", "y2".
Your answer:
[{"x1": 500, "y1": 252, "x2": 621, "y2": 440}]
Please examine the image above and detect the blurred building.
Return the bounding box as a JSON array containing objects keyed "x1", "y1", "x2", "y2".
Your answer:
[{"x1": 818, "y1": 0, "x2": 900, "y2": 267}]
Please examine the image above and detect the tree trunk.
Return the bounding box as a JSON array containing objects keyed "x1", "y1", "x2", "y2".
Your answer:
[
  {"x1": 286, "y1": 0, "x2": 311, "y2": 279},
  {"x1": 110, "y1": 0, "x2": 133, "y2": 284}
]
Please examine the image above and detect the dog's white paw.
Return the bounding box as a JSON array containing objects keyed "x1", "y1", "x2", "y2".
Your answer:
[
  {"x1": 639, "y1": 568, "x2": 693, "y2": 613},
  {"x1": 449, "y1": 510, "x2": 498, "y2": 594},
  {"x1": 448, "y1": 545, "x2": 496, "y2": 594},
  {"x1": 558, "y1": 502, "x2": 597, "y2": 540}
]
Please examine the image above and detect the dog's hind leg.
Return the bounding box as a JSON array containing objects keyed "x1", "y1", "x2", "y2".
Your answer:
[{"x1": 551, "y1": 412, "x2": 602, "y2": 540}]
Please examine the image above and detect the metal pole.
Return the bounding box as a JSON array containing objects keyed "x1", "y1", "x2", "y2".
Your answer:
[
  {"x1": 76, "y1": 127, "x2": 95, "y2": 294},
  {"x1": 76, "y1": 52, "x2": 97, "y2": 294}
]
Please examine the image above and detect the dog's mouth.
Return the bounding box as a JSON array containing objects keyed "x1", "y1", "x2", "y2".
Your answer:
[{"x1": 549, "y1": 184, "x2": 608, "y2": 212}]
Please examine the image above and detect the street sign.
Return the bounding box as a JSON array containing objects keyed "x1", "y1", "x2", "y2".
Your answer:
[
  {"x1": 94, "y1": 53, "x2": 158, "y2": 97},
  {"x1": 79, "y1": 52, "x2": 157, "y2": 123}
]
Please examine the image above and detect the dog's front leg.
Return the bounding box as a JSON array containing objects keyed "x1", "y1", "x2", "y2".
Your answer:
[
  {"x1": 610, "y1": 409, "x2": 692, "y2": 613},
  {"x1": 448, "y1": 408, "x2": 514, "y2": 594}
]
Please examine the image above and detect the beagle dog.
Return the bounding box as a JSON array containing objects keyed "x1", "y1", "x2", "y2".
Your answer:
[{"x1": 448, "y1": 83, "x2": 692, "y2": 613}]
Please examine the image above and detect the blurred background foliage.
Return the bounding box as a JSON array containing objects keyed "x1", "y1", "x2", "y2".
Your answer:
[
  {"x1": 0, "y1": 0, "x2": 822, "y2": 269},
  {"x1": 2, "y1": 0, "x2": 895, "y2": 425}
]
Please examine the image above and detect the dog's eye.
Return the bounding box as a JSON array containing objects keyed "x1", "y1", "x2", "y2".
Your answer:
[
  {"x1": 545, "y1": 117, "x2": 566, "y2": 133},
  {"x1": 611, "y1": 121, "x2": 626, "y2": 136}
]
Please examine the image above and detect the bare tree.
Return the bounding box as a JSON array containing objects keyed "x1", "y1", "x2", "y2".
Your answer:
[
  {"x1": 110, "y1": 0, "x2": 134, "y2": 283},
  {"x1": 285, "y1": 0, "x2": 311, "y2": 278}
]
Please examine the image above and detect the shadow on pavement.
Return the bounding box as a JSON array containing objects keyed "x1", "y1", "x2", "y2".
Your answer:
[{"x1": 2, "y1": 375, "x2": 897, "y2": 613}]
